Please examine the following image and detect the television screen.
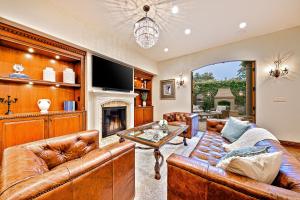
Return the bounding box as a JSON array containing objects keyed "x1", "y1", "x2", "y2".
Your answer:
[{"x1": 92, "y1": 55, "x2": 133, "y2": 91}]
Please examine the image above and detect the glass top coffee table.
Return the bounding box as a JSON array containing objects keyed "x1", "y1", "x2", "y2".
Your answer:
[{"x1": 117, "y1": 122, "x2": 188, "y2": 180}]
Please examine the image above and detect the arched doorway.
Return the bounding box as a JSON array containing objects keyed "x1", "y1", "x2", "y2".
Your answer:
[{"x1": 192, "y1": 61, "x2": 256, "y2": 123}]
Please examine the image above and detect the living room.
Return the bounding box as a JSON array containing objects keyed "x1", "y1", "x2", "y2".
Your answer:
[{"x1": 0, "y1": 0, "x2": 300, "y2": 200}]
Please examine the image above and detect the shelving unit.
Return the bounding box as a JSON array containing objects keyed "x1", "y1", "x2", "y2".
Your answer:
[
  {"x1": 0, "y1": 21, "x2": 87, "y2": 159},
  {"x1": 0, "y1": 77, "x2": 81, "y2": 88},
  {"x1": 134, "y1": 69, "x2": 154, "y2": 126},
  {"x1": 0, "y1": 21, "x2": 86, "y2": 114}
]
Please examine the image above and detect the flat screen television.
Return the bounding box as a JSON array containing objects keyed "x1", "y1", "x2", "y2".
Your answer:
[{"x1": 92, "y1": 55, "x2": 133, "y2": 92}]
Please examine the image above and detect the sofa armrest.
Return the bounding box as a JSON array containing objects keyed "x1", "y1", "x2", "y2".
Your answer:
[
  {"x1": 1, "y1": 141, "x2": 136, "y2": 200},
  {"x1": 206, "y1": 119, "x2": 227, "y2": 133},
  {"x1": 167, "y1": 154, "x2": 300, "y2": 200}
]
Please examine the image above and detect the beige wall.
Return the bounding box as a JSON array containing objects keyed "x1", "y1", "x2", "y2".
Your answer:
[
  {"x1": 154, "y1": 26, "x2": 300, "y2": 142},
  {"x1": 0, "y1": 1, "x2": 157, "y2": 74}
]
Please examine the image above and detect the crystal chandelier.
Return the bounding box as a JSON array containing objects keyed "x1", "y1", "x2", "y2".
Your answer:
[{"x1": 134, "y1": 5, "x2": 159, "y2": 49}]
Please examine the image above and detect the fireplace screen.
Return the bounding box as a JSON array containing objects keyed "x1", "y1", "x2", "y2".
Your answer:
[{"x1": 102, "y1": 106, "x2": 126, "y2": 138}]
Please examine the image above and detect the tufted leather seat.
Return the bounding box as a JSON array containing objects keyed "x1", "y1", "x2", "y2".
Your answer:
[
  {"x1": 167, "y1": 119, "x2": 300, "y2": 200},
  {"x1": 0, "y1": 130, "x2": 135, "y2": 200},
  {"x1": 163, "y1": 112, "x2": 199, "y2": 139}
]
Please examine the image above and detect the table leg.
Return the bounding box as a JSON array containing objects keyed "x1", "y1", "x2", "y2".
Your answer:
[
  {"x1": 183, "y1": 132, "x2": 188, "y2": 146},
  {"x1": 154, "y1": 148, "x2": 163, "y2": 180}
]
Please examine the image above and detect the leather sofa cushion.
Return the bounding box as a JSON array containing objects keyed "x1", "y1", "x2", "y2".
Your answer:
[
  {"x1": 24, "y1": 130, "x2": 99, "y2": 169},
  {"x1": 190, "y1": 131, "x2": 228, "y2": 166},
  {"x1": 168, "y1": 121, "x2": 187, "y2": 126}
]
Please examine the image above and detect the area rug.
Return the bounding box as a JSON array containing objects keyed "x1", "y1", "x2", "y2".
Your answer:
[{"x1": 101, "y1": 132, "x2": 203, "y2": 200}]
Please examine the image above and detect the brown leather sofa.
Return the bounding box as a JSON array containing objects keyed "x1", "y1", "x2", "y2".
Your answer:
[
  {"x1": 163, "y1": 112, "x2": 199, "y2": 139},
  {"x1": 0, "y1": 130, "x2": 135, "y2": 200},
  {"x1": 167, "y1": 119, "x2": 300, "y2": 200}
]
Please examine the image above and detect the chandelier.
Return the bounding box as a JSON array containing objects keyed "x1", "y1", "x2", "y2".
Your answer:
[{"x1": 134, "y1": 5, "x2": 159, "y2": 49}]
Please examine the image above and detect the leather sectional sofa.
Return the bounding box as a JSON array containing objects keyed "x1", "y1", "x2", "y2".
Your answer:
[
  {"x1": 167, "y1": 119, "x2": 300, "y2": 200},
  {"x1": 0, "y1": 130, "x2": 135, "y2": 200},
  {"x1": 163, "y1": 112, "x2": 199, "y2": 139}
]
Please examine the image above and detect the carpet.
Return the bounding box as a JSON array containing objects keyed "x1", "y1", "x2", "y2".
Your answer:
[{"x1": 101, "y1": 132, "x2": 203, "y2": 200}]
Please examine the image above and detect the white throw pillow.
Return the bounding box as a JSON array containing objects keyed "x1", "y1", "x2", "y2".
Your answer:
[
  {"x1": 216, "y1": 151, "x2": 282, "y2": 184},
  {"x1": 223, "y1": 128, "x2": 279, "y2": 152}
]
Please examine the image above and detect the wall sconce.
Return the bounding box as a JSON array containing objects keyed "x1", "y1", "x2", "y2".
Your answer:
[
  {"x1": 269, "y1": 54, "x2": 289, "y2": 78},
  {"x1": 176, "y1": 73, "x2": 185, "y2": 87}
]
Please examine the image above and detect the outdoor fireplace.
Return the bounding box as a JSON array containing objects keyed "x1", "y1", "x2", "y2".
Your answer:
[{"x1": 102, "y1": 106, "x2": 126, "y2": 138}]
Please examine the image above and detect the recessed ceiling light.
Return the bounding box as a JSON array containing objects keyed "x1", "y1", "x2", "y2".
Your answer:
[
  {"x1": 239, "y1": 22, "x2": 247, "y2": 29},
  {"x1": 55, "y1": 55, "x2": 60, "y2": 59},
  {"x1": 171, "y1": 5, "x2": 179, "y2": 14},
  {"x1": 28, "y1": 48, "x2": 34, "y2": 53},
  {"x1": 184, "y1": 28, "x2": 191, "y2": 35},
  {"x1": 164, "y1": 48, "x2": 169, "y2": 52}
]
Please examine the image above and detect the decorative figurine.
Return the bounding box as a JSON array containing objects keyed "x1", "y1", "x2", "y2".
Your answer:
[
  {"x1": 0, "y1": 96, "x2": 18, "y2": 115},
  {"x1": 9, "y1": 64, "x2": 29, "y2": 79}
]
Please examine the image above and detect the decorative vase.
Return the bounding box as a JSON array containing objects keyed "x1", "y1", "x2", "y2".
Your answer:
[
  {"x1": 63, "y1": 68, "x2": 75, "y2": 84},
  {"x1": 142, "y1": 101, "x2": 146, "y2": 107},
  {"x1": 38, "y1": 99, "x2": 51, "y2": 114},
  {"x1": 43, "y1": 67, "x2": 56, "y2": 82}
]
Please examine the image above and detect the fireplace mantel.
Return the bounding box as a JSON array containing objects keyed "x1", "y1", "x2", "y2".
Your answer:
[
  {"x1": 89, "y1": 88, "x2": 137, "y2": 140},
  {"x1": 89, "y1": 88, "x2": 138, "y2": 98}
]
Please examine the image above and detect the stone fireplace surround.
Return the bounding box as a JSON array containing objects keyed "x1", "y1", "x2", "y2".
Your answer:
[{"x1": 89, "y1": 88, "x2": 138, "y2": 140}]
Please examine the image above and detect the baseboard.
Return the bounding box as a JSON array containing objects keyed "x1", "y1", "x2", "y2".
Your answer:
[{"x1": 280, "y1": 140, "x2": 300, "y2": 147}]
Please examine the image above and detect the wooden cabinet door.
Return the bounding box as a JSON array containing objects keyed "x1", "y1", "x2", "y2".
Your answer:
[
  {"x1": 143, "y1": 107, "x2": 153, "y2": 124},
  {"x1": 49, "y1": 113, "x2": 82, "y2": 138},
  {"x1": 0, "y1": 117, "x2": 47, "y2": 151},
  {"x1": 134, "y1": 107, "x2": 144, "y2": 127}
]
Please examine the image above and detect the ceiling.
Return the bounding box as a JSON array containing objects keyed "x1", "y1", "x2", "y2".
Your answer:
[{"x1": 48, "y1": 0, "x2": 300, "y2": 61}]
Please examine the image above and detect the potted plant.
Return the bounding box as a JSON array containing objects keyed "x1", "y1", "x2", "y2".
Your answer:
[{"x1": 141, "y1": 92, "x2": 148, "y2": 107}]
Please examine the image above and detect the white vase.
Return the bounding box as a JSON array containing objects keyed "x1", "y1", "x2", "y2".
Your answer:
[
  {"x1": 142, "y1": 101, "x2": 146, "y2": 107},
  {"x1": 43, "y1": 67, "x2": 56, "y2": 82},
  {"x1": 63, "y1": 68, "x2": 75, "y2": 84},
  {"x1": 38, "y1": 99, "x2": 51, "y2": 114}
]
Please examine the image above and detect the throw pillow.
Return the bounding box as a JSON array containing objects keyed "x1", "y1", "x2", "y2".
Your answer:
[
  {"x1": 223, "y1": 128, "x2": 279, "y2": 152},
  {"x1": 221, "y1": 117, "x2": 250, "y2": 142},
  {"x1": 221, "y1": 146, "x2": 271, "y2": 161},
  {"x1": 216, "y1": 151, "x2": 282, "y2": 184}
]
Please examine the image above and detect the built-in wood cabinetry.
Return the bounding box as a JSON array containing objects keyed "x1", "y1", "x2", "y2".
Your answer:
[
  {"x1": 0, "y1": 111, "x2": 85, "y2": 160},
  {"x1": 49, "y1": 112, "x2": 83, "y2": 137},
  {"x1": 0, "y1": 21, "x2": 86, "y2": 158},
  {"x1": 134, "y1": 69, "x2": 154, "y2": 126}
]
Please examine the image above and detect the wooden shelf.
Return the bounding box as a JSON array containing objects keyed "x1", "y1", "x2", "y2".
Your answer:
[
  {"x1": 134, "y1": 87, "x2": 150, "y2": 91},
  {"x1": 0, "y1": 77, "x2": 80, "y2": 88}
]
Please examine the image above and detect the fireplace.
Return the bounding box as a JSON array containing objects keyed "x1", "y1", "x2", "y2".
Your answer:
[{"x1": 102, "y1": 106, "x2": 126, "y2": 138}]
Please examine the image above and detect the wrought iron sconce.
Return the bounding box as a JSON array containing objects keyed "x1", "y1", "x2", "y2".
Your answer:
[
  {"x1": 269, "y1": 54, "x2": 289, "y2": 78},
  {"x1": 176, "y1": 73, "x2": 185, "y2": 87}
]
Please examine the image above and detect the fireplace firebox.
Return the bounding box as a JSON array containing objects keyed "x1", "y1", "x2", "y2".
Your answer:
[{"x1": 102, "y1": 106, "x2": 126, "y2": 138}]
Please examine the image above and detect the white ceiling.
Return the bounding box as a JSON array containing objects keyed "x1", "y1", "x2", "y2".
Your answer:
[{"x1": 47, "y1": 0, "x2": 300, "y2": 61}]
